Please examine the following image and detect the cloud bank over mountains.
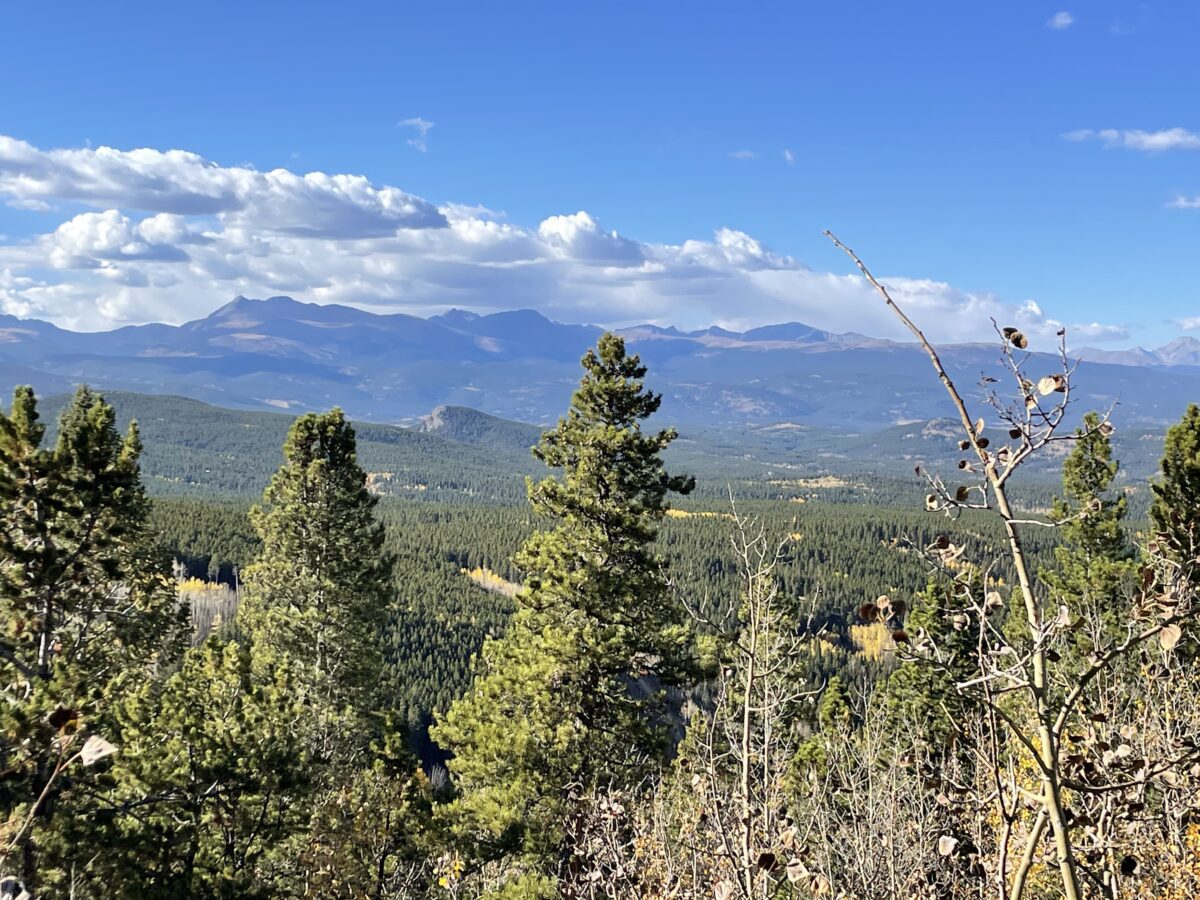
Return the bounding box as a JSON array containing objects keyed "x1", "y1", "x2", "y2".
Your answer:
[{"x1": 0, "y1": 135, "x2": 1126, "y2": 343}]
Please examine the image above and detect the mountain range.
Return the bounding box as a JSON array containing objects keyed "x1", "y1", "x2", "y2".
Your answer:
[{"x1": 2, "y1": 295, "x2": 1198, "y2": 430}]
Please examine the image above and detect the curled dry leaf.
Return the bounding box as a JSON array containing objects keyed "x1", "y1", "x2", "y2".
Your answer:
[
  {"x1": 925, "y1": 493, "x2": 939, "y2": 511},
  {"x1": 938, "y1": 835, "x2": 959, "y2": 856},
  {"x1": 1037, "y1": 374, "x2": 1066, "y2": 396},
  {"x1": 954, "y1": 485, "x2": 970, "y2": 503},
  {"x1": 714, "y1": 879, "x2": 735, "y2": 900},
  {"x1": 79, "y1": 734, "x2": 118, "y2": 766},
  {"x1": 47, "y1": 706, "x2": 80, "y2": 732},
  {"x1": 1159, "y1": 623, "x2": 1183, "y2": 652},
  {"x1": 858, "y1": 602, "x2": 880, "y2": 623},
  {"x1": 891, "y1": 629, "x2": 910, "y2": 644},
  {"x1": 785, "y1": 858, "x2": 807, "y2": 883},
  {"x1": 1008, "y1": 427, "x2": 1022, "y2": 439}
]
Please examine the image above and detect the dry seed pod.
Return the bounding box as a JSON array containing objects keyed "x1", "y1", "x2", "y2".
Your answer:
[
  {"x1": 954, "y1": 485, "x2": 970, "y2": 502},
  {"x1": 976, "y1": 436, "x2": 989, "y2": 449},
  {"x1": 756, "y1": 852, "x2": 779, "y2": 872}
]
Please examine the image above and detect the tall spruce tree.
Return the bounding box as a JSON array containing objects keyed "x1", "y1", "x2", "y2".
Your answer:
[
  {"x1": 92, "y1": 407, "x2": 414, "y2": 897},
  {"x1": 1151, "y1": 403, "x2": 1200, "y2": 566},
  {"x1": 0, "y1": 386, "x2": 185, "y2": 893},
  {"x1": 432, "y1": 333, "x2": 693, "y2": 894},
  {"x1": 1042, "y1": 412, "x2": 1135, "y2": 636},
  {"x1": 236, "y1": 408, "x2": 393, "y2": 724}
]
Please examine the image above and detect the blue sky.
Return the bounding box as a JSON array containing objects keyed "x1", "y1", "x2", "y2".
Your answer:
[{"x1": 0, "y1": 1, "x2": 1196, "y2": 346}]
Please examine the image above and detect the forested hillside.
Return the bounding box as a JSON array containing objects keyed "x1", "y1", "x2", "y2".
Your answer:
[{"x1": 3, "y1": 322, "x2": 1200, "y2": 899}]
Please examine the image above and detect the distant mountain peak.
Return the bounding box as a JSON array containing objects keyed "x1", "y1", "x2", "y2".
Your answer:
[{"x1": 430, "y1": 308, "x2": 481, "y2": 328}]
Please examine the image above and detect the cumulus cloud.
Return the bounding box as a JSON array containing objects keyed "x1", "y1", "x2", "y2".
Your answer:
[
  {"x1": 1175, "y1": 317, "x2": 1200, "y2": 331},
  {"x1": 1046, "y1": 11, "x2": 1075, "y2": 29},
  {"x1": 1168, "y1": 196, "x2": 1200, "y2": 209},
  {"x1": 398, "y1": 117, "x2": 434, "y2": 152},
  {"x1": 1063, "y1": 127, "x2": 1200, "y2": 151},
  {"x1": 0, "y1": 134, "x2": 1128, "y2": 345},
  {"x1": 0, "y1": 135, "x2": 446, "y2": 234}
]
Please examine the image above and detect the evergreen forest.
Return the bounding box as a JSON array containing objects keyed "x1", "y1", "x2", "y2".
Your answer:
[{"x1": 3, "y1": 322, "x2": 1200, "y2": 899}]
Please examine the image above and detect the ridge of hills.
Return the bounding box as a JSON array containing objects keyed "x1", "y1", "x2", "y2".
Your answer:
[
  {"x1": 22, "y1": 391, "x2": 1170, "y2": 505},
  {"x1": 2, "y1": 296, "x2": 1199, "y2": 430}
]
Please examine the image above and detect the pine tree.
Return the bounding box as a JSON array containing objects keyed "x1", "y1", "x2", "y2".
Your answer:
[
  {"x1": 432, "y1": 333, "x2": 693, "y2": 893},
  {"x1": 0, "y1": 386, "x2": 186, "y2": 893},
  {"x1": 81, "y1": 637, "x2": 313, "y2": 898},
  {"x1": 236, "y1": 408, "x2": 393, "y2": 728},
  {"x1": 1042, "y1": 412, "x2": 1135, "y2": 645},
  {"x1": 1151, "y1": 403, "x2": 1200, "y2": 566}
]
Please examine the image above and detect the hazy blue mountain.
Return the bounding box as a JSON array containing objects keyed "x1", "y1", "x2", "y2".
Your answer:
[
  {"x1": 1077, "y1": 336, "x2": 1200, "y2": 369},
  {"x1": 2, "y1": 296, "x2": 1199, "y2": 431}
]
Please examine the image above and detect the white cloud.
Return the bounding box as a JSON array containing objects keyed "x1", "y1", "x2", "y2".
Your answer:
[
  {"x1": 1063, "y1": 127, "x2": 1200, "y2": 151},
  {"x1": 782, "y1": 148, "x2": 795, "y2": 165},
  {"x1": 0, "y1": 135, "x2": 445, "y2": 234},
  {"x1": 1072, "y1": 322, "x2": 1131, "y2": 341},
  {"x1": 1168, "y1": 196, "x2": 1200, "y2": 209},
  {"x1": 1174, "y1": 317, "x2": 1200, "y2": 331},
  {"x1": 1046, "y1": 11, "x2": 1075, "y2": 29},
  {"x1": 6, "y1": 198, "x2": 52, "y2": 212},
  {"x1": 0, "y1": 134, "x2": 1127, "y2": 346},
  {"x1": 398, "y1": 117, "x2": 434, "y2": 152},
  {"x1": 728, "y1": 150, "x2": 757, "y2": 161}
]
